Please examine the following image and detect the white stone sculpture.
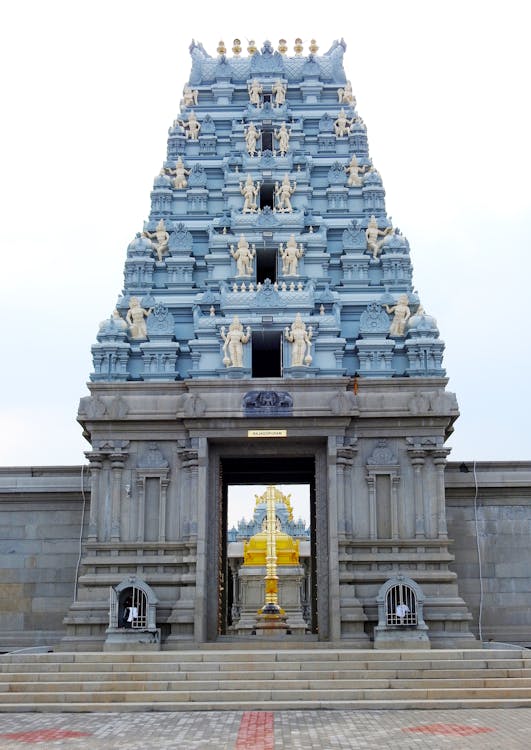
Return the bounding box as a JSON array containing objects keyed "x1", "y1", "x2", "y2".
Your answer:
[
  {"x1": 143, "y1": 218, "x2": 169, "y2": 261},
  {"x1": 221, "y1": 316, "x2": 251, "y2": 367},
  {"x1": 280, "y1": 235, "x2": 304, "y2": 276},
  {"x1": 167, "y1": 156, "x2": 191, "y2": 189},
  {"x1": 126, "y1": 297, "x2": 152, "y2": 339},
  {"x1": 178, "y1": 111, "x2": 201, "y2": 140},
  {"x1": 274, "y1": 122, "x2": 290, "y2": 155},
  {"x1": 338, "y1": 81, "x2": 356, "y2": 106},
  {"x1": 248, "y1": 79, "x2": 262, "y2": 106},
  {"x1": 272, "y1": 79, "x2": 286, "y2": 106},
  {"x1": 240, "y1": 174, "x2": 260, "y2": 213},
  {"x1": 245, "y1": 122, "x2": 261, "y2": 157},
  {"x1": 365, "y1": 214, "x2": 393, "y2": 259},
  {"x1": 345, "y1": 154, "x2": 365, "y2": 187},
  {"x1": 334, "y1": 108, "x2": 353, "y2": 137},
  {"x1": 182, "y1": 85, "x2": 199, "y2": 107},
  {"x1": 230, "y1": 234, "x2": 256, "y2": 276},
  {"x1": 285, "y1": 313, "x2": 313, "y2": 367},
  {"x1": 385, "y1": 294, "x2": 411, "y2": 337},
  {"x1": 275, "y1": 174, "x2": 296, "y2": 213}
]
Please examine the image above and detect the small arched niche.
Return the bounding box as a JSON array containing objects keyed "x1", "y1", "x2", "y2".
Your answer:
[
  {"x1": 104, "y1": 575, "x2": 160, "y2": 651},
  {"x1": 374, "y1": 575, "x2": 430, "y2": 649}
]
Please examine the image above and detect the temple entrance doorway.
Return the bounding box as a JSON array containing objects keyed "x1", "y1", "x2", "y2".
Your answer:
[{"x1": 216, "y1": 454, "x2": 319, "y2": 638}]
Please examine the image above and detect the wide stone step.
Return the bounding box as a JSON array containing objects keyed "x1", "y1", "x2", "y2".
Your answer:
[{"x1": 3, "y1": 676, "x2": 531, "y2": 694}]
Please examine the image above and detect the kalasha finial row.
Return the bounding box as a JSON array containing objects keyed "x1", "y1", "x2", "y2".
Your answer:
[{"x1": 214, "y1": 39, "x2": 319, "y2": 56}]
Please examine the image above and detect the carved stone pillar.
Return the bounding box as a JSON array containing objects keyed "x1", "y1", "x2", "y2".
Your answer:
[
  {"x1": 390, "y1": 475, "x2": 400, "y2": 539},
  {"x1": 336, "y1": 446, "x2": 355, "y2": 537},
  {"x1": 179, "y1": 448, "x2": 199, "y2": 539},
  {"x1": 159, "y1": 477, "x2": 170, "y2": 542},
  {"x1": 367, "y1": 474, "x2": 377, "y2": 540},
  {"x1": 136, "y1": 476, "x2": 145, "y2": 542},
  {"x1": 86, "y1": 452, "x2": 103, "y2": 542},
  {"x1": 110, "y1": 453, "x2": 125, "y2": 542},
  {"x1": 433, "y1": 449, "x2": 450, "y2": 539},
  {"x1": 410, "y1": 451, "x2": 426, "y2": 538}
]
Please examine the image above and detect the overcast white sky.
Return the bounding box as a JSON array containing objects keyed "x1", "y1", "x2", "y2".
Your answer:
[{"x1": 0, "y1": 1, "x2": 529, "y2": 466}]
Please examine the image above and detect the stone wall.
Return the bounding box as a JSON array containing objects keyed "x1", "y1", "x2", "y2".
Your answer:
[
  {"x1": 0, "y1": 467, "x2": 88, "y2": 650},
  {"x1": 446, "y1": 461, "x2": 531, "y2": 647},
  {"x1": 1, "y1": 461, "x2": 531, "y2": 649}
]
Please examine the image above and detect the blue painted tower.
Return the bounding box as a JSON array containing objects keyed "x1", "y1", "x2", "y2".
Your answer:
[{"x1": 67, "y1": 39, "x2": 476, "y2": 651}]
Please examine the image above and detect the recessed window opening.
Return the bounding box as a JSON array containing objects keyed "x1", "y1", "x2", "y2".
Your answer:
[
  {"x1": 256, "y1": 247, "x2": 277, "y2": 284},
  {"x1": 261, "y1": 129, "x2": 273, "y2": 151},
  {"x1": 259, "y1": 183, "x2": 275, "y2": 210},
  {"x1": 252, "y1": 330, "x2": 281, "y2": 377},
  {"x1": 262, "y1": 93, "x2": 272, "y2": 105}
]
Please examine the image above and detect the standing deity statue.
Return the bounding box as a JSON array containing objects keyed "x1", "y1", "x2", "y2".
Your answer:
[
  {"x1": 280, "y1": 235, "x2": 304, "y2": 276},
  {"x1": 143, "y1": 218, "x2": 170, "y2": 261},
  {"x1": 274, "y1": 122, "x2": 290, "y2": 155},
  {"x1": 337, "y1": 81, "x2": 356, "y2": 107},
  {"x1": 244, "y1": 122, "x2": 261, "y2": 157},
  {"x1": 230, "y1": 234, "x2": 256, "y2": 276},
  {"x1": 181, "y1": 85, "x2": 199, "y2": 107},
  {"x1": 178, "y1": 111, "x2": 201, "y2": 140},
  {"x1": 334, "y1": 108, "x2": 353, "y2": 137},
  {"x1": 365, "y1": 214, "x2": 393, "y2": 259},
  {"x1": 126, "y1": 297, "x2": 153, "y2": 340},
  {"x1": 248, "y1": 79, "x2": 262, "y2": 106},
  {"x1": 275, "y1": 174, "x2": 296, "y2": 213},
  {"x1": 284, "y1": 313, "x2": 313, "y2": 367},
  {"x1": 167, "y1": 156, "x2": 191, "y2": 189},
  {"x1": 240, "y1": 174, "x2": 260, "y2": 213},
  {"x1": 272, "y1": 79, "x2": 286, "y2": 106},
  {"x1": 221, "y1": 316, "x2": 251, "y2": 368},
  {"x1": 385, "y1": 294, "x2": 411, "y2": 337},
  {"x1": 345, "y1": 154, "x2": 366, "y2": 187}
]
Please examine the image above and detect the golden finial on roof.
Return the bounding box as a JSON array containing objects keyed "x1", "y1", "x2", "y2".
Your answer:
[
  {"x1": 294, "y1": 38, "x2": 304, "y2": 55},
  {"x1": 232, "y1": 38, "x2": 242, "y2": 56},
  {"x1": 217, "y1": 40, "x2": 226, "y2": 55},
  {"x1": 247, "y1": 39, "x2": 257, "y2": 55},
  {"x1": 254, "y1": 485, "x2": 294, "y2": 521},
  {"x1": 278, "y1": 39, "x2": 288, "y2": 54},
  {"x1": 309, "y1": 39, "x2": 319, "y2": 54}
]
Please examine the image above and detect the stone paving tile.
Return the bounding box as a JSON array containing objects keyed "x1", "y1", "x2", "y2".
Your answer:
[{"x1": 0, "y1": 709, "x2": 530, "y2": 749}]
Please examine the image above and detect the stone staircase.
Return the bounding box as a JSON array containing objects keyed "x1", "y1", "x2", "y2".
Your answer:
[{"x1": 1, "y1": 648, "x2": 531, "y2": 711}]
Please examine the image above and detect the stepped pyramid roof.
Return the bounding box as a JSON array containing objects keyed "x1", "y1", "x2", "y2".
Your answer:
[{"x1": 91, "y1": 38, "x2": 444, "y2": 383}]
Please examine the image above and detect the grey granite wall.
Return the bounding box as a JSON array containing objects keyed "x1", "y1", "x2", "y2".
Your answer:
[
  {"x1": 0, "y1": 467, "x2": 88, "y2": 650},
  {"x1": 446, "y1": 461, "x2": 531, "y2": 646}
]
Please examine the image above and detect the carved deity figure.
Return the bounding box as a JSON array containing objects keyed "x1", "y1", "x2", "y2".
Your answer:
[
  {"x1": 230, "y1": 234, "x2": 256, "y2": 276},
  {"x1": 385, "y1": 294, "x2": 411, "y2": 337},
  {"x1": 126, "y1": 297, "x2": 152, "y2": 339},
  {"x1": 345, "y1": 154, "x2": 365, "y2": 187},
  {"x1": 334, "y1": 107, "x2": 353, "y2": 137},
  {"x1": 182, "y1": 85, "x2": 198, "y2": 107},
  {"x1": 240, "y1": 174, "x2": 260, "y2": 213},
  {"x1": 274, "y1": 122, "x2": 290, "y2": 155},
  {"x1": 248, "y1": 79, "x2": 262, "y2": 106},
  {"x1": 275, "y1": 174, "x2": 296, "y2": 213},
  {"x1": 338, "y1": 81, "x2": 356, "y2": 107},
  {"x1": 272, "y1": 79, "x2": 286, "y2": 106},
  {"x1": 244, "y1": 122, "x2": 261, "y2": 157},
  {"x1": 365, "y1": 214, "x2": 393, "y2": 259},
  {"x1": 285, "y1": 313, "x2": 313, "y2": 367},
  {"x1": 221, "y1": 316, "x2": 251, "y2": 368},
  {"x1": 280, "y1": 234, "x2": 304, "y2": 276},
  {"x1": 178, "y1": 110, "x2": 201, "y2": 140},
  {"x1": 143, "y1": 218, "x2": 169, "y2": 261},
  {"x1": 167, "y1": 156, "x2": 190, "y2": 189}
]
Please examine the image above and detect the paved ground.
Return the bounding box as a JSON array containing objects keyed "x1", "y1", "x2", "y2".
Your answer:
[{"x1": 0, "y1": 709, "x2": 530, "y2": 749}]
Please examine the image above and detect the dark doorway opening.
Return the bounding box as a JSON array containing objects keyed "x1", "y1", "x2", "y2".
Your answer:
[
  {"x1": 260, "y1": 183, "x2": 275, "y2": 210},
  {"x1": 261, "y1": 128, "x2": 273, "y2": 151},
  {"x1": 256, "y1": 247, "x2": 277, "y2": 284},
  {"x1": 252, "y1": 330, "x2": 281, "y2": 377},
  {"x1": 220, "y1": 456, "x2": 317, "y2": 636}
]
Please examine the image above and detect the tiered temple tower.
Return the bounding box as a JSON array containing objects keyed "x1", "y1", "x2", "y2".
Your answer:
[{"x1": 64, "y1": 38, "x2": 476, "y2": 649}]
